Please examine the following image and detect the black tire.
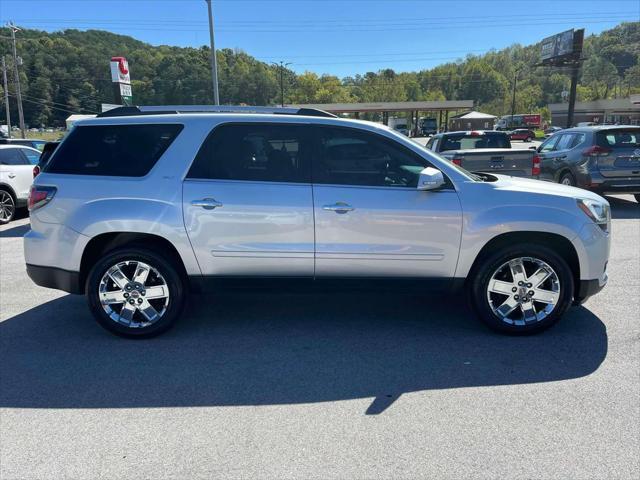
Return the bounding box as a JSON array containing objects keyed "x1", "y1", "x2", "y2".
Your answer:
[
  {"x1": 469, "y1": 243, "x2": 574, "y2": 335},
  {"x1": 559, "y1": 172, "x2": 575, "y2": 187},
  {"x1": 86, "y1": 246, "x2": 186, "y2": 338},
  {"x1": 0, "y1": 189, "x2": 16, "y2": 225}
]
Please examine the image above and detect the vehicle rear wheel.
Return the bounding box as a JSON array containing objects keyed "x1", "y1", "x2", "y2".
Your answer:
[
  {"x1": 469, "y1": 243, "x2": 574, "y2": 334},
  {"x1": 559, "y1": 172, "x2": 575, "y2": 186},
  {"x1": 0, "y1": 190, "x2": 16, "y2": 225},
  {"x1": 86, "y1": 247, "x2": 186, "y2": 338}
]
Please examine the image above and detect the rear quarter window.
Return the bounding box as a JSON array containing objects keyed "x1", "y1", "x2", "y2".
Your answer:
[{"x1": 45, "y1": 124, "x2": 183, "y2": 176}]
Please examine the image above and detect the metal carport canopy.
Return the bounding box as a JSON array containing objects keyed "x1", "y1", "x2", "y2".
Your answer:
[{"x1": 289, "y1": 100, "x2": 474, "y2": 114}]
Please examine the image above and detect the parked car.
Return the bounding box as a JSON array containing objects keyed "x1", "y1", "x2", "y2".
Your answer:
[
  {"x1": 425, "y1": 130, "x2": 539, "y2": 179},
  {"x1": 509, "y1": 129, "x2": 536, "y2": 142},
  {"x1": 536, "y1": 126, "x2": 640, "y2": 202},
  {"x1": 25, "y1": 105, "x2": 610, "y2": 338},
  {"x1": 544, "y1": 126, "x2": 563, "y2": 137},
  {"x1": 0, "y1": 145, "x2": 41, "y2": 224},
  {"x1": 0, "y1": 138, "x2": 48, "y2": 151}
]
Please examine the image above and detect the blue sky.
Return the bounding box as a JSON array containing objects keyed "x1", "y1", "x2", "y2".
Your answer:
[{"x1": 1, "y1": 0, "x2": 637, "y2": 77}]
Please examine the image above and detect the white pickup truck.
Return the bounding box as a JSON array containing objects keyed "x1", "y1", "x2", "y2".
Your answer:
[{"x1": 425, "y1": 130, "x2": 540, "y2": 179}]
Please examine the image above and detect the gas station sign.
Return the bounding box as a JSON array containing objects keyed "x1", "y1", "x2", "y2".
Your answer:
[{"x1": 110, "y1": 56, "x2": 133, "y2": 106}]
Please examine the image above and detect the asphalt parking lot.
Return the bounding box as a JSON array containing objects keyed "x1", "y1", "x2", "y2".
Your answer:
[{"x1": 1, "y1": 196, "x2": 638, "y2": 479}]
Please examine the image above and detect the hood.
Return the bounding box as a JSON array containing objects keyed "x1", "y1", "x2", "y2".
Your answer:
[{"x1": 491, "y1": 174, "x2": 608, "y2": 204}]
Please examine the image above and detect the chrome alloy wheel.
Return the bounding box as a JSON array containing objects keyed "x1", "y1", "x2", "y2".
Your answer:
[
  {"x1": 486, "y1": 257, "x2": 560, "y2": 326},
  {"x1": 99, "y1": 260, "x2": 170, "y2": 328},
  {"x1": 0, "y1": 191, "x2": 15, "y2": 222},
  {"x1": 561, "y1": 177, "x2": 572, "y2": 186}
]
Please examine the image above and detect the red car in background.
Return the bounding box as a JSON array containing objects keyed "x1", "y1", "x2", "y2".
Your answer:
[{"x1": 509, "y1": 129, "x2": 536, "y2": 142}]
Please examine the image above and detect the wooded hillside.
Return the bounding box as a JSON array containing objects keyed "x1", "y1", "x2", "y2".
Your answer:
[{"x1": 1, "y1": 22, "x2": 638, "y2": 126}]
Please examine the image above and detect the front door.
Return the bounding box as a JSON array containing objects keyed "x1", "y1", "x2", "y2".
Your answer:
[
  {"x1": 311, "y1": 126, "x2": 462, "y2": 279},
  {"x1": 183, "y1": 123, "x2": 314, "y2": 276}
]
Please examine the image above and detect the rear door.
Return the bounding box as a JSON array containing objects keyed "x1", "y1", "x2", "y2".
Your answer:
[
  {"x1": 0, "y1": 147, "x2": 35, "y2": 200},
  {"x1": 183, "y1": 123, "x2": 314, "y2": 276},
  {"x1": 595, "y1": 129, "x2": 640, "y2": 178}
]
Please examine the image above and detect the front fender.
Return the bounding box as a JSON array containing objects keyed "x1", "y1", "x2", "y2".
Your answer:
[{"x1": 454, "y1": 203, "x2": 582, "y2": 279}]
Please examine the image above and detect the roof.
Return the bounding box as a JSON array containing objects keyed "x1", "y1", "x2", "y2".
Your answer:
[
  {"x1": 450, "y1": 111, "x2": 497, "y2": 120},
  {"x1": 549, "y1": 97, "x2": 640, "y2": 113},
  {"x1": 66, "y1": 114, "x2": 97, "y2": 122},
  {"x1": 290, "y1": 100, "x2": 474, "y2": 113}
]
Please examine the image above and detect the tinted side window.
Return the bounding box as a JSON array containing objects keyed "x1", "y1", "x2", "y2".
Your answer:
[
  {"x1": 313, "y1": 127, "x2": 428, "y2": 188},
  {"x1": 188, "y1": 124, "x2": 310, "y2": 183},
  {"x1": 539, "y1": 135, "x2": 560, "y2": 153},
  {"x1": 0, "y1": 148, "x2": 29, "y2": 165},
  {"x1": 46, "y1": 124, "x2": 183, "y2": 176},
  {"x1": 556, "y1": 134, "x2": 575, "y2": 151},
  {"x1": 22, "y1": 149, "x2": 41, "y2": 165}
]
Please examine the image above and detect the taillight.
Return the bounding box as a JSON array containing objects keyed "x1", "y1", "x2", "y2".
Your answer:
[
  {"x1": 583, "y1": 145, "x2": 611, "y2": 157},
  {"x1": 33, "y1": 165, "x2": 40, "y2": 178},
  {"x1": 452, "y1": 156, "x2": 463, "y2": 166},
  {"x1": 28, "y1": 185, "x2": 56, "y2": 211},
  {"x1": 532, "y1": 155, "x2": 541, "y2": 176}
]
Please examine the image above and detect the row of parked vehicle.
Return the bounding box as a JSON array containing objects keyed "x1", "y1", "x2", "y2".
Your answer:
[{"x1": 424, "y1": 127, "x2": 640, "y2": 201}]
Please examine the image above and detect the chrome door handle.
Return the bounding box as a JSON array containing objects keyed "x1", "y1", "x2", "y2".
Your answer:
[
  {"x1": 191, "y1": 198, "x2": 223, "y2": 210},
  {"x1": 322, "y1": 202, "x2": 354, "y2": 214}
]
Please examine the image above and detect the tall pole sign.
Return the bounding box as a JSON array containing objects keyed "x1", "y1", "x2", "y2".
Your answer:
[
  {"x1": 110, "y1": 56, "x2": 133, "y2": 106},
  {"x1": 539, "y1": 29, "x2": 584, "y2": 128}
]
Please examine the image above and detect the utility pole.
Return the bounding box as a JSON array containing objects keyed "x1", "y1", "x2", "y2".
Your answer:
[
  {"x1": 7, "y1": 22, "x2": 26, "y2": 139},
  {"x1": 510, "y1": 68, "x2": 519, "y2": 129},
  {"x1": 204, "y1": 0, "x2": 219, "y2": 105},
  {"x1": 272, "y1": 61, "x2": 291, "y2": 107},
  {"x1": 2, "y1": 56, "x2": 11, "y2": 139}
]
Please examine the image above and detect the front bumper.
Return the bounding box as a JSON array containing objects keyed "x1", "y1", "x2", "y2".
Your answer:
[
  {"x1": 26, "y1": 264, "x2": 83, "y2": 294},
  {"x1": 575, "y1": 273, "x2": 608, "y2": 305}
]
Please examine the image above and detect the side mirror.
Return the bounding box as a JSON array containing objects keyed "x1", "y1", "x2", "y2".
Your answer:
[{"x1": 417, "y1": 167, "x2": 445, "y2": 191}]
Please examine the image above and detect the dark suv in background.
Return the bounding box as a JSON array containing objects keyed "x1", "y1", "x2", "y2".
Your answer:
[{"x1": 537, "y1": 126, "x2": 640, "y2": 202}]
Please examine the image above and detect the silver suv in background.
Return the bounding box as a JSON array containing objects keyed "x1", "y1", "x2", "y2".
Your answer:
[
  {"x1": 537, "y1": 125, "x2": 640, "y2": 202},
  {"x1": 24, "y1": 106, "x2": 611, "y2": 338}
]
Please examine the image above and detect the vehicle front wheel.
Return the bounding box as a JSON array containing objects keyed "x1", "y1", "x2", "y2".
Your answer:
[
  {"x1": 0, "y1": 190, "x2": 16, "y2": 225},
  {"x1": 469, "y1": 243, "x2": 574, "y2": 334},
  {"x1": 86, "y1": 247, "x2": 186, "y2": 338}
]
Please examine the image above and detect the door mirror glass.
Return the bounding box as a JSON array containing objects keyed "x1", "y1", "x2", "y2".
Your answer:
[{"x1": 417, "y1": 167, "x2": 445, "y2": 191}]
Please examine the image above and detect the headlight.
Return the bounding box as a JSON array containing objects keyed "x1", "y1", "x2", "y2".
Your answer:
[{"x1": 577, "y1": 198, "x2": 610, "y2": 231}]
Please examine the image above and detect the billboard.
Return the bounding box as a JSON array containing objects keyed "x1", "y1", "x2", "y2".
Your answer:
[{"x1": 540, "y1": 29, "x2": 583, "y2": 65}]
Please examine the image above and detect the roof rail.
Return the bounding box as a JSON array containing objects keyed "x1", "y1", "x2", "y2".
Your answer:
[{"x1": 96, "y1": 105, "x2": 337, "y2": 118}]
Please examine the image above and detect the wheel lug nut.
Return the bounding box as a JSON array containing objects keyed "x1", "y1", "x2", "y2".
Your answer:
[
  {"x1": 137, "y1": 298, "x2": 143, "y2": 304},
  {"x1": 529, "y1": 291, "x2": 534, "y2": 296},
  {"x1": 514, "y1": 295, "x2": 519, "y2": 300},
  {"x1": 518, "y1": 281, "x2": 524, "y2": 286},
  {"x1": 527, "y1": 283, "x2": 532, "y2": 288},
  {"x1": 124, "y1": 293, "x2": 129, "y2": 299},
  {"x1": 141, "y1": 290, "x2": 146, "y2": 296},
  {"x1": 512, "y1": 287, "x2": 517, "y2": 293},
  {"x1": 128, "y1": 299, "x2": 135, "y2": 305}
]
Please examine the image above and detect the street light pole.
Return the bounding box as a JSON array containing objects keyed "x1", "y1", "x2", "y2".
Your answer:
[
  {"x1": 204, "y1": 0, "x2": 219, "y2": 105},
  {"x1": 272, "y1": 61, "x2": 291, "y2": 107},
  {"x1": 7, "y1": 22, "x2": 26, "y2": 139}
]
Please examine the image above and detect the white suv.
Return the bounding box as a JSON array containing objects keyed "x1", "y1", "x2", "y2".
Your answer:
[
  {"x1": 0, "y1": 145, "x2": 41, "y2": 224},
  {"x1": 24, "y1": 106, "x2": 611, "y2": 337}
]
